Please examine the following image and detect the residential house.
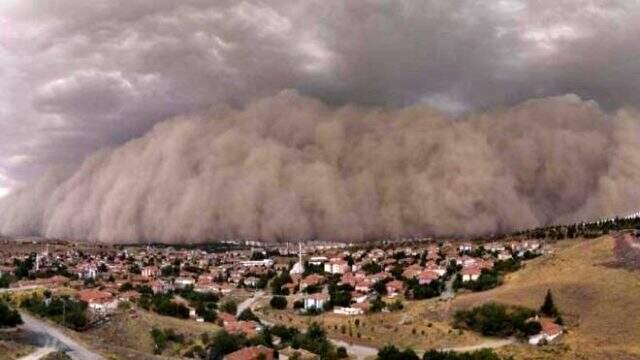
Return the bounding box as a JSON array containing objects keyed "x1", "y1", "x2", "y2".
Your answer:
[
  {"x1": 385, "y1": 280, "x2": 405, "y2": 296},
  {"x1": 324, "y1": 259, "x2": 349, "y2": 274},
  {"x1": 77, "y1": 289, "x2": 118, "y2": 314},
  {"x1": 528, "y1": 318, "x2": 563, "y2": 345},
  {"x1": 461, "y1": 266, "x2": 481, "y2": 282},
  {"x1": 418, "y1": 270, "x2": 439, "y2": 285},
  {"x1": 225, "y1": 345, "x2": 275, "y2": 360},
  {"x1": 141, "y1": 266, "x2": 159, "y2": 278},
  {"x1": 304, "y1": 293, "x2": 329, "y2": 311},
  {"x1": 300, "y1": 274, "x2": 324, "y2": 291},
  {"x1": 174, "y1": 277, "x2": 195, "y2": 289}
]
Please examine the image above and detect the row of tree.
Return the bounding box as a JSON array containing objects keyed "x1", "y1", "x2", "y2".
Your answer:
[{"x1": 376, "y1": 345, "x2": 506, "y2": 360}]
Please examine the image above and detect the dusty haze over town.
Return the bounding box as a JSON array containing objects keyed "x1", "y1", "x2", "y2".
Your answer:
[{"x1": 1, "y1": 1, "x2": 640, "y2": 243}]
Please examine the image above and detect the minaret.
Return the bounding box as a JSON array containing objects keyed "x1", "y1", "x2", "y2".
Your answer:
[
  {"x1": 298, "y1": 241, "x2": 303, "y2": 266},
  {"x1": 35, "y1": 253, "x2": 40, "y2": 272}
]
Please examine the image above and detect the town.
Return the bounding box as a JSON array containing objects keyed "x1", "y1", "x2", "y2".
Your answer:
[{"x1": 0, "y1": 233, "x2": 566, "y2": 360}]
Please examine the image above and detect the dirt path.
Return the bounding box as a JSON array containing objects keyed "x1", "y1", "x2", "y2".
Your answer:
[
  {"x1": 19, "y1": 311, "x2": 105, "y2": 360},
  {"x1": 237, "y1": 290, "x2": 265, "y2": 315},
  {"x1": 17, "y1": 347, "x2": 56, "y2": 360}
]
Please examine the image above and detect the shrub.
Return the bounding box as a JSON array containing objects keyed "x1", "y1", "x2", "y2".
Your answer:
[
  {"x1": 220, "y1": 299, "x2": 238, "y2": 315},
  {"x1": 422, "y1": 348, "x2": 503, "y2": 360},
  {"x1": 453, "y1": 302, "x2": 536, "y2": 337},
  {"x1": 377, "y1": 345, "x2": 420, "y2": 360},
  {"x1": 0, "y1": 302, "x2": 22, "y2": 328},
  {"x1": 237, "y1": 308, "x2": 260, "y2": 322}
]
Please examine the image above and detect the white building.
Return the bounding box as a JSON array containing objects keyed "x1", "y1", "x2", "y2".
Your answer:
[
  {"x1": 240, "y1": 259, "x2": 274, "y2": 267},
  {"x1": 461, "y1": 266, "x2": 481, "y2": 282},
  {"x1": 290, "y1": 242, "x2": 305, "y2": 275},
  {"x1": 309, "y1": 256, "x2": 328, "y2": 266},
  {"x1": 304, "y1": 293, "x2": 329, "y2": 311},
  {"x1": 324, "y1": 259, "x2": 349, "y2": 274},
  {"x1": 174, "y1": 277, "x2": 196, "y2": 289},
  {"x1": 528, "y1": 318, "x2": 563, "y2": 345},
  {"x1": 333, "y1": 306, "x2": 364, "y2": 316}
]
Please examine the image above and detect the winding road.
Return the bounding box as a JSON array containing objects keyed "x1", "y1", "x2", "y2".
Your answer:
[{"x1": 19, "y1": 311, "x2": 104, "y2": 360}]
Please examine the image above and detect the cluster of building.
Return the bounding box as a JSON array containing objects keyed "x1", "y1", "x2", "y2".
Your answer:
[
  {"x1": 279, "y1": 239, "x2": 550, "y2": 315},
  {"x1": 0, "y1": 237, "x2": 550, "y2": 331}
]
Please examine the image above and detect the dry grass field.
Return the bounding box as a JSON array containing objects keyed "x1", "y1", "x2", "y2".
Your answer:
[
  {"x1": 451, "y1": 235, "x2": 640, "y2": 360},
  {"x1": 0, "y1": 339, "x2": 34, "y2": 360},
  {"x1": 259, "y1": 296, "x2": 484, "y2": 350},
  {"x1": 78, "y1": 308, "x2": 220, "y2": 359}
]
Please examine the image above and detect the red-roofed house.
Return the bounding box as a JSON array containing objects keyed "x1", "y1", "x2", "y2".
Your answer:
[
  {"x1": 461, "y1": 266, "x2": 481, "y2": 282},
  {"x1": 224, "y1": 320, "x2": 260, "y2": 337},
  {"x1": 224, "y1": 345, "x2": 275, "y2": 360},
  {"x1": 418, "y1": 270, "x2": 439, "y2": 285},
  {"x1": 77, "y1": 289, "x2": 118, "y2": 314},
  {"x1": 300, "y1": 274, "x2": 325, "y2": 290},
  {"x1": 528, "y1": 318, "x2": 563, "y2": 345},
  {"x1": 385, "y1": 280, "x2": 405, "y2": 296}
]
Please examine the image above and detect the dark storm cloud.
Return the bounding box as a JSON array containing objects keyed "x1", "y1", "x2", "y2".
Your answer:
[{"x1": 1, "y1": 1, "x2": 640, "y2": 241}]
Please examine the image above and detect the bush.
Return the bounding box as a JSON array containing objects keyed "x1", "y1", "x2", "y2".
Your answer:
[
  {"x1": 208, "y1": 330, "x2": 248, "y2": 360},
  {"x1": 422, "y1": 348, "x2": 503, "y2": 360},
  {"x1": 453, "y1": 302, "x2": 536, "y2": 337},
  {"x1": 119, "y1": 282, "x2": 133, "y2": 292},
  {"x1": 237, "y1": 308, "x2": 260, "y2": 322},
  {"x1": 293, "y1": 300, "x2": 304, "y2": 309},
  {"x1": 153, "y1": 297, "x2": 190, "y2": 319},
  {"x1": 455, "y1": 270, "x2": 502, "y2": 292},
  {"x1": 219, "y1": 300, "x2": 238, "y2": 315},
  {"x1": 388, "y1": 300, "x2": 404, "y2": 312},
  {"x1": 336, "y1": 346, "x2": 348, "y2": 358},
  {"x1": 377, "y1": 345, "x2": 420, "y2": 360},
  {"x1": 21, "y1": 295, "x2": 87, "y2": 329},
  {"x1": 0, "y1": 274, "x2": 12, "y2": 288},
  {"x1": 0, "y1": 302, "x2": 22, "y2": 328},
  {"x1": 151, "y1": 328, "x2": 183, "y2": 354},
  {"x1": 270, "y1": 296, "x2": 288, "y2": 310}
]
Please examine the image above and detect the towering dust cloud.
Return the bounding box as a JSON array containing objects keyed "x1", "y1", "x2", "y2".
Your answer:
[{"x1": 1, "y1": 91, "x2": 639, "y2": 244}]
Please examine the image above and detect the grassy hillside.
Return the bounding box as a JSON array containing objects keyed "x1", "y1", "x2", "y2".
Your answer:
[
  {"x1": 451, "y1": 235, "x2": 640, "y2": 360},
  {"x1": 78, "y1": 308, "x2": 220, "y2": 359}
]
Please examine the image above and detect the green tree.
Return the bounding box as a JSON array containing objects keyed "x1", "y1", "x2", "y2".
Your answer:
[
  {"x1": 220, "y1": 299, "x2": 238, "y2": 315},
  {"x1": 270, "y1": 296, "x2": 288, "y2": 310},
  {"x1": 237, "y1": 308, "x2": 260, "y2": 322},
  {"x1": 0, "y1": 302, "x2": 22, "y2": 328},
  {"x1": 377, "y1": 345, "x2": 420, "y2": 360},
  {"x1": 539, "y1": 289, "x2": 559, "y2": 317}
]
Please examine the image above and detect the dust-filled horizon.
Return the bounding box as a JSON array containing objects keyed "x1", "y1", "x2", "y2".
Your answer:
[
  {"x1": 3, "y1": 1, "x2": 640, "y2": 243},
  {"x1": 1, "y1": 91, "x2": 639, "y2": 244}
]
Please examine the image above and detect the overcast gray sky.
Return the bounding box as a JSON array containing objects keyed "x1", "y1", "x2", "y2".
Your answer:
[{"x1": 2, "y1": 0, "x2": 640, "y2": 196}]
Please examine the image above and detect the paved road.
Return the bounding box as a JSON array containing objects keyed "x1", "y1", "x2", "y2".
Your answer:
[{"x1": 19, "y1": 311, "x2": 105, "y2": 360}]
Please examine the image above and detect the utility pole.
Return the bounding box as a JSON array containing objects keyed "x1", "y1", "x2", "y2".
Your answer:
[{"x1": 62, "y1": 299, "x2": 66, "y2": 328}]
